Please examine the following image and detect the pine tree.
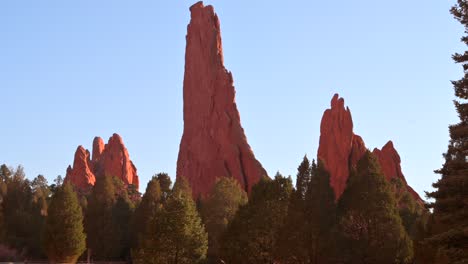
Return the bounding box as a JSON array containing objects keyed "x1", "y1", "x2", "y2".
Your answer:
[
  {"x1": 131, "y1": 176, "x2": 162, "y2": 251},
  {"x1": 425, "y1": 2, "x2": 468, "y2": 263},
  {"x1": 1, "y1": 165, "x2": 44, "y2": 259},
  {"x1": 44, "y1": 183, "x2": 86, "y2": 263},
  {"x1": 85, "y1": 176, "x2": 119, "y2": 261},
  {"x1": 133, "y1": 177, "x2": 207, "y2": 264},
  {"x1": 201, "y1": 177, "x2": 248, "y2": 263},
  {"x1": 304, "y1": 160, "x2": 336, "y2": 264},
  {"x1": 275, "y1": 156, "x2": 313, "y2": 263},
  {"x1": 0, "y1": 165, "x2": 10, "y2": 203},
  {"x1": 113, "y1": 193, "x2": 134, "y2": 260},
  {"x1": 156, "y1": 172, "x2": 172, "y2": 200},
  {"x1": 220, "y1": 174, "x2": 292, "y2": 264},
  {"x1": 335, "y1": 151, "x2": 413, "y2": 264}
]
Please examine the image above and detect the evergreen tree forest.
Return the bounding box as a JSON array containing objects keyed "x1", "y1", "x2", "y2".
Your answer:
[
  {"x1": 0, "y1": 2, "x2": 467, "y2": 264},
  {"x1": 0, "y1": 152, "x2": 437, "y2": 263}
]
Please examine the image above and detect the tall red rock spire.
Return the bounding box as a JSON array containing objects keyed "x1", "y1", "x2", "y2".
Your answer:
[
  {"x1": 65, "y1": 133, "x2": 139, "y2": 191},
  {"x1": 317, "y1": 94, "x2": 366, "y2": 199},
  {"x1": 176, "y1": 1, "x2": 267, "y2": 198},
  {"x1": 92, "y1": 136, "x2": 104, "y2": 163}
]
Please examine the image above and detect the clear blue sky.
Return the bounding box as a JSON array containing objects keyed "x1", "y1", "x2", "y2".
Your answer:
[{"x1": 0, "y1": 0, "x2": 461, "y2": 199}]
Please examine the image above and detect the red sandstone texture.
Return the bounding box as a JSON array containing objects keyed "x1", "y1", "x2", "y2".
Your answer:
[
  {"x1": 317, "y1": 94, "x2": 422, "y2": 202},
  {"x1": 317, "y1": 94, "x2": 366, "y2": 199},
  {"x1": 176, "y1": 1, "x2": 267, "y2": 198},
  {"x1": 65, "y1": 146, "x2": 96, "y2": 190},
  {"x1": 373, "y1": 141, "x2": 423, "y2": 202},
  {"x1": 65, "y1": 133, "x2": 139, "y2": 191}
]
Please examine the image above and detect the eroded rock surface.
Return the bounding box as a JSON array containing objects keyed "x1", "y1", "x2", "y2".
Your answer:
[
  {"x1": 317, "y1": 94, "x2": 421, "y2": 202},
  {"x1": 65, "y1": 146, "x2": 96, "y2": 190},
  {"x1": 373, "y1": 141, "x2": 423, "y2": 202},
  {"x1": 65, "y1": 133, "x2": 139, "y2": 191},
  {"x1": 317, "y1": 94, "x2": 366, "y2": 199},
  {"x1": 176, "y1": 1, "x2": 266, "y2": 198}
]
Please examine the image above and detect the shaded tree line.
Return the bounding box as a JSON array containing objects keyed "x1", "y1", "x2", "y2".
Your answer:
[{"x1": 0, "y1": 147, "x2": 449, "y2": 264}]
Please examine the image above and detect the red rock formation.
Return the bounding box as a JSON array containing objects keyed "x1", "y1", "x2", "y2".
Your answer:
[
  {"x1": 65, "y1": 133, "x2": 139, "y2": 191},
  {"x1": 92, "y1": 136, "x2": 104, "y2": 163},
  {"x1": 317, "y1": 94, "x2": 422, "y2": 202},
  {"x1": 176, "y1": 1, "x2": 267, "y2": 198},
  {"x1": 318, "y1": 94, "x2": 366, "y2": 199},
  {"x1": 350, "y1": 135, "x2": 367, "y2": 171},
  {"x1": 372, "y1": 141, "x2": 405, "y2": 182},
  {"x1": 373, "y1": 141, "x2": 423, "y2": 202},
  {"x1": 64, "y1": 146, "x2": 96, "y2": 190},
  {"x1": 97, "y1": 134, "x2": 139, "y2": 187}
]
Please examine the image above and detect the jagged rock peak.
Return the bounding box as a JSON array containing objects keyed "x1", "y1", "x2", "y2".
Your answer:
[
  {"x1": 318, "y1": 93, "x2": 365, "y2": 199},
  {"x1": 64, "y1": 146, "x2": 96, "y2": 190},
  {"x1": 373, "y1": 141, "x2": 423, "y2": 202},
  {"x1": 64, "y1": 133, "x2": 139, "y2": 191},
  {"x1": 317, "y1": 94, "x2": 422, "y2": 202},
  {"x1": 92, "y1": 136, "x2": 104, "y2": 163},
  {"x1": 176, "y1": 2, "x2": 266, "y2": 198},
  {"x1": 99, "y1": 133, "x2": 138, "y2": 188}
]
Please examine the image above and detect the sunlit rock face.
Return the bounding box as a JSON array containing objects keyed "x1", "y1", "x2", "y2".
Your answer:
[
  {"x1": 318, "y1": 94, "x2": 421, "y2": 202},
  {"x1": 65, "y1": 146, "x2": 96, "y2": 190},
  {"x1": 176, "y1": 1, "x2": 267, "y2": 199},
  {"x1": 65, "y1": 133, "x2": 139, "y2": 191},
  {"x1": 318, "y1": 94, "x2": 366, "y2": 199},
  {"x1": 373, "y1": 141, "x2": 423, "y2": 202},
  {"x1": 95, "y1": 134, "x2": 139, "y2": 188}
]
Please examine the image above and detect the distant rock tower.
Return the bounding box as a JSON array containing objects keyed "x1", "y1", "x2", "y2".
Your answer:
[{"x1": 65, "y1": 133, "x2": 139, "y2": 191}]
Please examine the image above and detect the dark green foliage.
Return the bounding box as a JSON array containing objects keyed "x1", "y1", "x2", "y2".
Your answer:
[
  {"x1": 0, "y1": 164, "x2": 12, "y2": 183},
  {"x1": 131, "y1": 176, "x2": 163, "y2": 250},
  {"x1": 156, "y1": 172, "x2": 172, "y2": 200},
  {"x1": 201, "y1": 177, "x2": 248, "y2": 263},
  {"x1": 390, "y1": 178, "x2": 424, "y2": 238},
  {"x1": 48, "y1": 175, "x2": 63, "y2": 197},
  {"x1": 275, "y1": 156, "x2": 314, "y2": 263},
  {"x1": 44, "y1": 183, "x2": 86, "y2": 263},
  {"x1": 296, "y1": 155, "x2": 312, "y2": 198},
  {"x1": 0, "y1": 165, "x2": 45, "y2": 259},
  {"x1": 220, "y1": 174, "x2": 292, "y2": 264},
  {"x1": 0, "y1": 164, "x2": 10, "y2": 242},
  {"x1": 304, "y1": 160, "x2": 336, "y2": 264},
  {"x1": 85, "y1": 175, "x2": 120, "y2": 260},
  {"x1": 133, "y1": 177, "x2": 207, "y2": 264},
  {"x1": 0, "y1": 165, "x2": 10, "y2": 203},
  {"x1": 113, "y1": 193, "x2": 134, "y2": 260},
  {"x1": 84, "y1": 176, "x2": 135, "y2": 261},
  {"x1": 424, "y1": 2, "x2": 468, "y2": 263},
  {"x1": 334, "y1": 152, "x2": 413, "y2": 264},
  {"x1": 275, "y1": 158, "x2": 336, "y2": 264},
  {"x1": 31, "y1": 174, "x2": 50, "y2": 216}
]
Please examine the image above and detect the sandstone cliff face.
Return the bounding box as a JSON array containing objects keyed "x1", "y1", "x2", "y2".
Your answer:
[
  {"x1": 96, "y1": 134, "x2": 139, "y2": 187},
  {"x1": 372, "y1": 141, "x2": 405, "y2": 183},
  {"x1": 65, "y1": 146, "x2": 96, "y2": 190},
  {"x1": 317, "y1": 94, "x2": 421, "y2": 202},
  {"x1": 65, "y1": 133, "x2": 139, "y2": 191},
  {"x1": 92, "y1": 136, "x2": 104, "y2": 163},
  {"x1": 373, "y1": 141, "x2": 423, "y2": 202},
  {"x1": 176, "y1": 1, "x2": 267, "y2": 198}
]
